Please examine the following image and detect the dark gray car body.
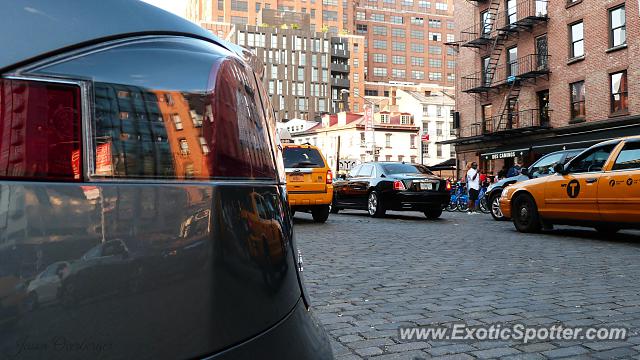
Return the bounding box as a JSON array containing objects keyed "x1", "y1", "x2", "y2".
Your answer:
[{"x1": 0, "y1": 1, "x2": 332, "y2": 359}]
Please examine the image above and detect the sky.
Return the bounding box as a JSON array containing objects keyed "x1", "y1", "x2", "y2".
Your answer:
[{"x1": 140, "y1": 0, "x2": 188, "y2": 18}]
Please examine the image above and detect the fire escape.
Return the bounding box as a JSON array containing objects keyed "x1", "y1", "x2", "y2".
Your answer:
[{"x1": 459, "y1": 0, "x2": 549, "y2": 138}]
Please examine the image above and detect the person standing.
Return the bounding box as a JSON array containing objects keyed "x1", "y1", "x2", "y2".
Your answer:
[
  {"x1": 507, "y1": 158, "x2": 523, "y2": 178},
  {"x1": 466, "y1": 162, "x2": 480, "y2": 214}
]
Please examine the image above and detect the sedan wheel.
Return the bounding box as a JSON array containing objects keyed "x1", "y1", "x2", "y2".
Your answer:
[
  {"x1": 367, "y1": 191, "x2": 385, "y2": 218},
  {"x1": 490, "y1": 193, "x2": 506, "y2": 221}
]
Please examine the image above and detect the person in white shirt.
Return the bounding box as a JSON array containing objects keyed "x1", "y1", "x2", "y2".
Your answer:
[{"x1": 466, "y1": 162, "x2": 480, "y2": 213}]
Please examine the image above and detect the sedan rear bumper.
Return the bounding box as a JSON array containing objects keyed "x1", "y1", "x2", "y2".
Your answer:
[
  {"x1": 383, "y1": 191, "x2": 450, "y2": 211},
  {"x1": 206, "y1": 299, "x2": 333, "y2": 360}
]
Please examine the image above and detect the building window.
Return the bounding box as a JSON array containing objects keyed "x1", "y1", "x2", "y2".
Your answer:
[
  {"x1": 569, "y1": 21, "x2": 584, "y2": 59},
  {"x1": 373, "y1": 53, "x2": 387, "y2": 63},
  {"x1": 373, "y1": 67, "x2": 388, "y2": 77},
  {"x1": 373, "y1": 40, "x2": 387, "y2": 49},
  {"x1": 373, "y1": 25, "x2": 387, "y2": 35},
  {"x1": 398, "y1": 155, "x2": 404, "y2": 162},
  {"x1": 380, "y1": 114, "x2": 390, "y2": 123},
  {"x1": 436, "y1": 144, "x2": 443, "y2": 158},
  {"x1": 386, "y1": 155, "x2": 392, "y2": 161},
  {"x1": 391, "y1": 15, "x2": 404, "y2": 24},
  {"x1": 412, "y1": 70, "x2": 425, "y2": 80},
  {"x1": 609, "y1": 5, "x2": 626, "y2": 48},
  {"x1": 392, "y1": 69, "x2": 406, "y2": 78},
  {"x1": 422, "y1": 142, "x2": 429, "y2": 156},
  {"x1": 429, "y1": 59, "x2": 442, "y2": 68},
  {"x1": 172, "y1": 114, "x2": 183, "y2": 130},
  {"x1": 392, "y1": 55, "x2": 406, "y2": 64},
  {"x1": 429, "y1": 19, "x2": 441, "y2": 28},
  {"x1": 392, "y1": 28, "x2": 405, "y2": 38},
  {"x1": 392, "y1": 42, "x2": 406, "y2": 51},
  {"x1": 570, "y1": 81, "x2": 586, "y2": 120},
  {"x1": 610, "y1": 71, "x2": 628, "y2": 114},
  {"x1": 401, "y1": 115, "x2": 412, "y2": 125},
  {"x1": 429, "y1": 72, "x2": 442, "y2": 81},
  {"x1": 412, "y1": 57, "x2": 425, "y2": 66},
  {"x1": 410, "y1": 134, "x2": 416, "y2": 148},
  {"x1": 179, "y1": 138, "x2": 189, "y2": 155},
  {"x1": 385, "y1": 133, "x2": 392, "y2": 147}
]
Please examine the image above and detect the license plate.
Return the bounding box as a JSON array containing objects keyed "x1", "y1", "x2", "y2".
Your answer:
[
  {"x1": 419, "y1": 182, "x2": 433, "y2": 190},
  {"x1": 290, "y1": 174, "x2": 304, "y2": 182}
]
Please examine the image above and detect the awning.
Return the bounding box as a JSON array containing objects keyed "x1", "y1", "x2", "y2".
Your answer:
[
  {"x1": 481, "y1": 148, "x2": 530, "y2": 161},
  {"x1": 429, "y1": 158, "x2": 456, "y2": 171}
]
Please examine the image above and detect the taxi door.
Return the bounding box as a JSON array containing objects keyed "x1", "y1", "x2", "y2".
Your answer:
[
  {"x1": 598, "y1": 140, "x2": 640, "y2": 223},
  {"x1": 543, "y1": 144, "x2": 616, "y2": 221}
]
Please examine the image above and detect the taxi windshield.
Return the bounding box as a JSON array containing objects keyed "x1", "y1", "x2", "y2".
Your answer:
[{"x1": 283, "y1": 147, "x2": 325, "y2": 168}]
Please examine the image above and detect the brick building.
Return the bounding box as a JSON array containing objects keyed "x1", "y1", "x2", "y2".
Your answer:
[
  {"x1": 347, "y1": 0, "x2": 456, "y2": 97},
  {"x1": 225, "y1": 9, "x2": 365, "y2": 121},
  {"x1": 448, "y1": 0, "x2": 640, "y2": 177},
  {"x1": 187, "y1": 0, "x2": 456, "y2": 110}
]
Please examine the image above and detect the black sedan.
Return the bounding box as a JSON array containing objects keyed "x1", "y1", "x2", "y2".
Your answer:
[{"x1": 332, "y1": 162, "x2": 450, "y2": 219}]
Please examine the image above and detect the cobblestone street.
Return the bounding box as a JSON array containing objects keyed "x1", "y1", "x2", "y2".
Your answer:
[{"x1": 295, "y1": 210, "x2": 640, "y2": 359}]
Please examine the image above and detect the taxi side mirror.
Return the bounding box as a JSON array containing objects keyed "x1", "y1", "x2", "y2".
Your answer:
[
  {"x1": 520, "y1": 167, "x2": 530, "y2": 177},
  {"x1": 553, "y1": 163, "x2": 566, "y2": 175}
]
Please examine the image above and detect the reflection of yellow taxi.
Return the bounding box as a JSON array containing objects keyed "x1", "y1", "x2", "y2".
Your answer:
[
  {"x1": 501, "y1": 136, "x2": 640, "y2": 233},
  {"x1": 282, "y1": 144, "x2": 333, "y2": 223},
  {"x1": 240, "y1": 192, "x2": 285, "y2": 264}
]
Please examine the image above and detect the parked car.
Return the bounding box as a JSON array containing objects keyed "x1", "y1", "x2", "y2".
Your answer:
[
  {"x1": 332, "y1": 162, "x2": 450, "y2": 219},
  {"x1": 25, "y1": 261, "x2": 70, "y2": 310},
  {"x1": 501, "y1": 136, "x2": 640, "y2": 233},
  {"x1": 486, "y1": 149, "x2": 583, "y2": 221},
  {"x1": 283, "y1": 144, "x2": 333, "y2": 222},
  {"x1": 0, "y1": 1, "x2": 332, "y2": 359}
]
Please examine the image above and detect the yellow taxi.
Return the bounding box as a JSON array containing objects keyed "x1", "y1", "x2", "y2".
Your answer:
[
  {"x1": 501, "y1": 136, "x2": 640, "y2": 233},
  {"x1": 282, "y1": 143, "x2": 333, "y2": 223}
]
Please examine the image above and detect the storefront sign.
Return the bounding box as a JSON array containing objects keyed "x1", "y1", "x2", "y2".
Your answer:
[{"x1": 481, "y1": 149, "x2": 529, "y2": 161}]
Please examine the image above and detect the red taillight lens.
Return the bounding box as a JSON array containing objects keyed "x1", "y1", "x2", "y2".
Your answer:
[
  {"x1": 326, "y1": 169, "x2": 333, "y2": 184},
  {"x1": 446, "y1": 180, "x2": 452, "y2": 191},
  {"x1": 393, "y1": 180, "x2": 406, "y2": 191},
  {"x1": 0, "y1": 79, "x2": 82, "y2": 181}
]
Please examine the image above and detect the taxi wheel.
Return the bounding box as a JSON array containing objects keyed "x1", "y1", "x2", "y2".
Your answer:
[
  {"x1": 368, "y1": 191, "x2": 386, "y2": 218},
  {"x1": 311, "y1": 205, "x2": 330, "y2": 223},
  {"x1": 512, "y1": 194, "x2": 541, "y2": 233},
  {"x1": 595, "y1": 225, "x2": 620, "y2": 234}
]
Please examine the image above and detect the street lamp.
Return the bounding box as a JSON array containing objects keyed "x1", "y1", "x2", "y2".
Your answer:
[{"x1": 340, "y1": 89, "x2": 386, "y2": 162}]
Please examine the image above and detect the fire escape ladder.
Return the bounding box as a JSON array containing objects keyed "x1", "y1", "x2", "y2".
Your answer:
[
  {"x1": 483, "y1": 0, "x2": 506, "y2": 86},
  {"x1": 494, "y1": 79, "x2": 522, "y2": 132}
]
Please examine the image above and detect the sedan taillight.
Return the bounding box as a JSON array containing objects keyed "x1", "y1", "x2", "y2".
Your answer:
[
  {"x1": 393, "y1": 180, "x2": 406, "y2": 191},
  {"x1": 0, "y1": 78, "x2": 82, "y2": 181},
  {"x1": 326, "y1": 169, "x2": 333, "y2": 184}
]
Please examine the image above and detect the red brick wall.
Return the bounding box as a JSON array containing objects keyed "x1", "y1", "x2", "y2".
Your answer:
[
  {"x1": 454, "y1": 0, "x2": 640, "y2": 173},
  {"x1": 456, "y1": 0, "x2": 639, "y2": 130}
]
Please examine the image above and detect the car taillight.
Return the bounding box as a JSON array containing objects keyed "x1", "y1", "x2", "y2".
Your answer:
[
  {"x1": 393, "y1": 180, "x2": 406, "y2": 191},
  {"x1": 326, "y1": 169, "x2": 333, "y2": 184},
  {"x1": 0, "y1": 79, "x2": 82, "y2": 181},
  {"x1": 446, "y1": 180, "x2": 452, "y2": 191}
]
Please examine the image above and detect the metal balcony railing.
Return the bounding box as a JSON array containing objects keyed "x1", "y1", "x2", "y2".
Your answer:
[
  {"x1": 331, "y1": 48, "x2": 350, "y2": 58},
  {"x1": 461, "y1": 54, "x2": 549, "y2": 93},
  {"x1": 458, "y1": 109, "x2": 550, "y2": 138},
  {"x1": 460, "y1": 0, "x2": 548, "y2": 47},
  {"x1": 330, "y1": 77, "x2": 350, "y2": 88},
  {"x1": 330, "y1": 63, "x2": 350, "y2": 73}
]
